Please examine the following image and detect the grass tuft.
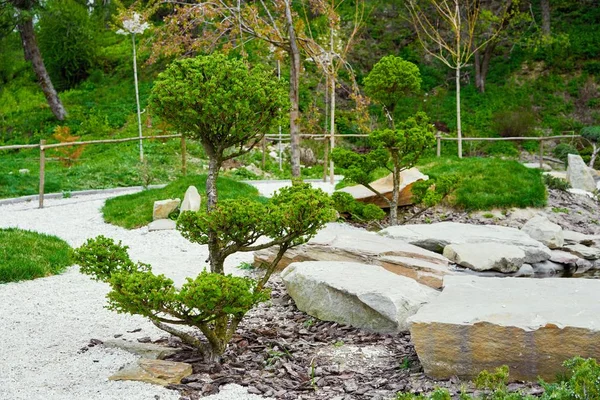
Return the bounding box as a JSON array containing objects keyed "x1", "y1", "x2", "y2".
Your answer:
[
  {"x1": 0, "y1": 228, "x2": 72, "y2": 283},
  {"x1": 102, "y1": 174, "x2": 263, "y2": 229},
  {"x1": 419, "y1": 157, "x2": 547, "y2": 210}
]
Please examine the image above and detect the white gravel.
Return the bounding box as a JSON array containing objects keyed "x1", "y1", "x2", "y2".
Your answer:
[{"x1": 0, "y1": 180, "x2": 337, "y2": 400}]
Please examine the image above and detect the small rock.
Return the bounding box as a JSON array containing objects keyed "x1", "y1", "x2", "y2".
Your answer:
[
  {"x1": 521, "y1": 215, "x2": 564, "y2": 249},
  {"x1": 567, "y1": 154, "x2": 596, "y2": 192},
  {"x1": 18, "y1": 168, "x2": 29, "y2": 174},
  {"x1": 153, "y1": 199, "x2": 180, "y2": 220},
  {"x1": 148, "y1": 219, "x2": 177, "y2": 231},
  {"x1": 109, "y1": 359, "x2": 192, "y2": 386},
  {"x1": 180, "y1": 186, "x2": 201, "y2": 212},
  {"x1": 443, "y1": 243, "x2": 525, "y2": 273},
  {"x1": 563, "y1": 244, "x2": 600, "y2": 260},
  {"x1": 343, "y1": 380, "x2": 358, "y2": 393},
  {"x1": 137, "y1": 336, "x2": 152, "y2": 343},
  {"x1": 531, "y1": 260, "x2": 565, "y2": 276},
  {"x1": 550, "y1": 250, "x2": 579, "y2": 266},
  {"x1": 515, "y1": 264, "x2": 534, "y2": 277}
]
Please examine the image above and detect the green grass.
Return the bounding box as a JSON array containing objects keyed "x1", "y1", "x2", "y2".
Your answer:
[
  {"x1": 419, "y1": 157, "x2": 547, "y2": 210},
  {"x1": 0, "y1": 228, "x2": 72, "y2": 283},
  {"x1": 102, "y1": 174, "x2": 263, "y2": 229}
]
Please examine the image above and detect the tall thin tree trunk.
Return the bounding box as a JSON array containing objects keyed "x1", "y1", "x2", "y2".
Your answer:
[
  {"x1": 284, "y1": 0, "x2": 301, "y2": 178},
  {"x1": 474, "y1": 44, "x2": 495, "y2": 93},
  {"x1": 206, "y1": 156, "x2": 224, "y2": 274},
  {"x1": 456, "y1": 65, "x2": 462, "y2": 158},
  {"x1": 390, "y1": 155, "x2": 400, "y2": 225},
  {"x1": 474, "y1": 50, "x2": 482, "y2": 92},
  {"x1": 18, "y1": 18, "x2": 67, "y2": 121},
  {"x1": 541, "y1": 0, "x2": 551, "y2": 37},
  {"x1": 329, "y1": 27, "x2": 335, "y2": 184}
]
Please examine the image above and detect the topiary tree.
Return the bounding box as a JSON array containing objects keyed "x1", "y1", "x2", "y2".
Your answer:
[
  {"x1": 363, "y1": 55, "x2": 421, "y2": 126},
  {"x1": 581, "y1": 126, "x2": 600, "y2": 168},
  {"x1": 332, "y1": 112, "x2": 435, "y2": 225},
  {"x1": 75, "y1": 54, "x2": 337, "y2": 363},
  {"x1": 150, "y1": 53, "x2": 287, "y2": 272}
]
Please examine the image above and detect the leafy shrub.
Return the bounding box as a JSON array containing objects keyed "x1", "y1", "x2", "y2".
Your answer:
[
  {"x1": 553, "y1": 143, "x2": 579, "y2": 164},
  {"x1": 331, "y1": 192, "x2": 386, "y2": 222},
  {"x1": 543, "y1": 174, "x2": 571, "y2": 191},
  {"x1": 485, "y1": 141, "x2": 520, "y2": 158},
  {"x1": 522, "y1": 140, "x2": 539, "y2": 154},
  {"x1": 491, "y1": 109, "x2": 537, "y2": 138}
]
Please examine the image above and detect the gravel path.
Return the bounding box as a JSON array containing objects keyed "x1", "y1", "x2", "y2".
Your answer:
[{"x1": 0, "y1": 181, "x2": 337, "y2": 400}]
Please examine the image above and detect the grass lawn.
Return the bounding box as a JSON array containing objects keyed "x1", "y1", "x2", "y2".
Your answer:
[
  {"x1": 419, "y1": 157, "x2": 547, "y2": 210},
  {"x1": 0, "y1": 228, "x2": 72, "y2": 283},
  {"x1": 102, "y1": 174, "x2": 263, "y2": 229}
]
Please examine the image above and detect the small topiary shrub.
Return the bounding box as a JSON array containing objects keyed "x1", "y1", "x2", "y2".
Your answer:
[{"x1": 331, "y1": 192, "x2": 386, "y2": 222}]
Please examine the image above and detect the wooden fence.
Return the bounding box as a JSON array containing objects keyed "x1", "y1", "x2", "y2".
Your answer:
[
  {"x1": 0, "y1": 134, "x2": 184, "y2": 208},
  {"x1": 1, "y1": 131, "x2": 583, "y2": 208}
]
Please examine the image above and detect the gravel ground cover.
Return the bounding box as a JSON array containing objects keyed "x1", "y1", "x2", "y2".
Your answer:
[{"x1": 0, "y1": 181, "x2": 336, "y2": 400}]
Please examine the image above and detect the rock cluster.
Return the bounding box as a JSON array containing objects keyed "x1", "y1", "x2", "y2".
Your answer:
[{"x1": 148, "y1": 186, "x2": 201, "y2": 232}]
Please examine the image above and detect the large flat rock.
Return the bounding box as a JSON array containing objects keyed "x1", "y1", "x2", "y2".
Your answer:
[
  {"x1": 338, "y1": 168, "x2": 428, "y2": 208},
  {"x1": 408, "y1": 276, "x2": 600, "y2": 381},
  {"x1": 255, "y1": 223, "x2": 452, "y2": 289},
  {"x1": 282, "y1": 261, "x2": 439, "y2": 333},
  {"x1": 380, "y1": 222, "x2": 551, "y2": 263}
]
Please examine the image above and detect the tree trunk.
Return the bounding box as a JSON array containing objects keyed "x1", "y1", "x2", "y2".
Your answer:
[
  {"x1": 206, "y1": 156, "x2": 224, "y2": 274},
  {"x1": 17, "y1": 18, "x2": 67, "y2": 121},
  {"x1": 390, "y1": 154, "x2": 401, "y2": 225},
  {"x1": 456, "y1": 65, "x2": 462, "y2": 158},
  {"x1": 541, "y1": 0, "x2": 551, "y2": 37},
  {"x1": 590, "y1": 144, "x2": 599, "y2": 168},
  {"x1": 284, "y1": 0, "x2": 301, "y2": 178},
  {"x1": 474, "y1": 43, "x2": 496, "y2": 93}
]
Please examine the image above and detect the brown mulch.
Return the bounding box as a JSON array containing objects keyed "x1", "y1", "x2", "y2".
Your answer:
[{"x1": 161, "y1": 278, "x2": 542, "y2": 400}]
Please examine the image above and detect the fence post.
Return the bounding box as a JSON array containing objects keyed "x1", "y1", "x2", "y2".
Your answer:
[
  {"x1": 539, "y1": 139, "x2": 544, "y2": 169},
  {"x1": 180, "y1": 136, "x2": 187, "y2": 176},
  {"x1": 262, "y1": 136, "x2": 267, "y2": 170},
  {"x1": 436, "y1": 133, "x2": 441, "y2": 158},
  {"x1": 39, "y1": 140, "x2": 46, "y2": 209},
  {"x1": 323, "y1": 138, "x2": 329, "y2": 182}
]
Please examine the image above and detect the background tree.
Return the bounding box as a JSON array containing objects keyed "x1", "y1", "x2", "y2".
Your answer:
[
  {"x1": 363, "y1": 55, "x2": 421, "y2": 127},
  {"x1": 406, "y1": 0, "x2": 510, "y2": 157},
  {"x1": 0, "y1": 0, "x2": 67, "y2": 120},
  {"x1": 332, "y1": 112, "x2": 436, "y2": 225},
  {"x1": 581, "y1": 126, "x2": 600, "y2": 168}
]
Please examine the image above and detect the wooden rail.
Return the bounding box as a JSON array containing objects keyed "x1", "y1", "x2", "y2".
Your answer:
[{"x1": 1, "y1": 134, "x2": 184, "y2": 208}]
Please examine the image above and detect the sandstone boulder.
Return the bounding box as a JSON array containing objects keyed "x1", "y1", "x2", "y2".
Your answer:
[
  {"x1": 254, "y1": 223, "x2": 452, "y2": 289},
  {"x1": 338, "y1": 168, "x2": 428, "y2": 208},
  {"x1": 563, "y1": 230, "x2": 599, "y2": 246},
  {"x1": 281, "y1": 261, "x2": 439, "y2": 333},
  {"x1": 443, "y1": 243, "x2": 525, "y2": 273},
  {"x1": 567, "y1": 154, "x2": 596, "y2": 192},
  {"x1": 180, "y1": 186, "x2": 201, "y2": 212},
  {"x1": 109, "y1": 359, "x2": 192, "y2": 386},
  {"x1": 153, "y1": 198, "x2": 180, "y2": 220},
  {"x1": 409, "y1": 276, "x2": 600, "y2": 381},
  {"x1": 563, "y1": 243, "x2": 600, "y2": 260},
  {"x1": 380, "y1": 222, "x2": 551, "y2": 263},
  {"x1": 521, "y1": 215, "x2": 564, "y2": 249}
]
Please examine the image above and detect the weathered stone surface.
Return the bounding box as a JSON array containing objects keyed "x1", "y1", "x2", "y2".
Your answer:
[
  {"x1": 531, "y1": 260, "x2": 565, "y2": 276},
  {"x1": 521, "y1": 215, "x2": 564, "y2": 249},
  {"x1": 281, "y1": 261, "x2": 439, "y2": 333},
  {"x1": 103, "y1": 340, "x2": 180, "y2": 360},
  {"x1": 255, "y1": 223, "x2": 452, "y2": 289},
  {"x1": 563, "y1": 230, "x2": 599, "y2": 246},
  {"x1": 338, "y1": 168, "x2": 428, "y2": 208},
  {"x1": 380, "y1": 222, "x2": 551, "y2": 264},
  {"x1": 443, "y1": 243, "x2": 525, "y2": 273},
  {"x1": 575, "y1": 258, "x2": 594, "y2": 274},
  {"x1": 563, "y1": 244, "x2": 600, "y2": 260},
  {"x1": 550, "y1": 250, "x2": 579, "y2": 266},
  {"x1": 152, "y1": 198, "x2": 180, "y2": 220},
  {"x1": 109, "y1": 359, "x2": 192, "y2": 386},
  {"x1": 409, "y1": 276, "x2": 600, "y2": 382},
  {"x1": 180, "y1": 186, "x2": 201, "y2": 212},
  {"x1": 515, "y1": 264, "x2": 534, "y2": 277},
  {"x1": 567, "y1": 154, "x2": 596, "y2": 192},
  {"x1": 148, "y1": 219, "x2": 176, "y2": 231}
]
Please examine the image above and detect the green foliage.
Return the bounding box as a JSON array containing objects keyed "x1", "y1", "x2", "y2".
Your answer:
[
  {"x1": 38, "y1": 0, "x2": 98, "y2": 90},
  {"x1": 492, "y1": 109, "x2": 537, "y2": 138},
  {"x1": 544, "y1": 174, "x2": 571, "y2": 191},
  {"x1": 363, "y1": 55, "x2": 421, "y2": 114},
  {"x1": 553, "y1": 143, "x2": 579, "y2": 164},
  {"x1": 485, "y1": 141, "x2": 520, "y2": 158},
  {"x1": 411, "y1": 174, "x2": 460, "y2": 208},
  {"x1": 0, "y1": 228, "x2": 72, "y2": 283},
  {"x1": 581, "y1": 126, "x2": 600, "y2": 143},
  {"x1": 102, "y1": 175, "x2": 261, "y2": 229},
  {"x1": 331, "y1": 192, "x2": 386, "y2": 222},
  {"x1": 418, "y1": 157, "x2": 546, "y2": 210},
  {"x1": 177, "y1": 183, "x2": 336, "y2": 250},
  {"x1": 150, "y1": 53, "x2": 287, "y2": 156}
]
